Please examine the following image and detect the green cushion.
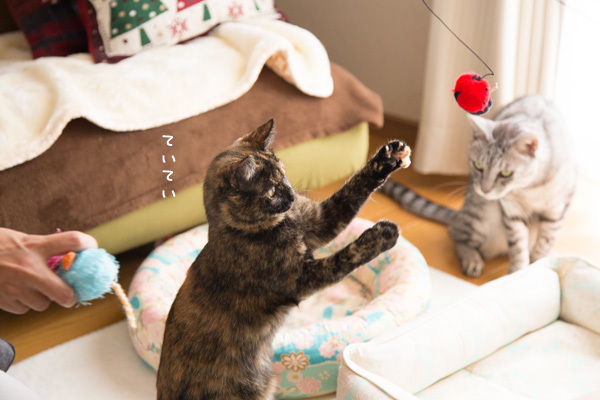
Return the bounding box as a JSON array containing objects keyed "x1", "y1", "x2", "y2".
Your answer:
[{"x1": 88, "y1": 123, "x2": 369, "y2": 254}]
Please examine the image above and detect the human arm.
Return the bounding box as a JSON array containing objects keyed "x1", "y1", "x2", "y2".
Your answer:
[{"x1": 0, "y1": 228, "x2": 97, "y2": 314}]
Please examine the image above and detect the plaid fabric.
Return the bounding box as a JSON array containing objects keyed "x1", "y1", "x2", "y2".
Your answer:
[
  {"x1": 77, "y1": 0, "x2": 127, "y2": 63},
  {"x1": 6, "y1": 0, "x2": 87, "y2": 59}
]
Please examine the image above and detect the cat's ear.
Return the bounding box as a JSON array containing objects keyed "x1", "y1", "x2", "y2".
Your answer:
[
  {"x1": 513, "y1": 135, "x2": 538, "y2": 157},
  {"x1": 232, "y1": 156, "x2": 257, "y2": 189},
  {"x1": 467, "y1": 114, "x2": 494, "y2": 141},
  {"x1": 243, "y1": 119, "x2": 275, "y2": 150}
]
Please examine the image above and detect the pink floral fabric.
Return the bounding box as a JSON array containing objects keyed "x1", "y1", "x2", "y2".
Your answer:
[{"x1": 127, "y1": 218, "x2": 430, "y2": 398}]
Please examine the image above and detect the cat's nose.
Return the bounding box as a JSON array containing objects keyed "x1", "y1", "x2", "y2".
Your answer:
[
  {"x1": 480, "y1": 181, "x2": 494, "y2": 194},
  {"x1": 287, "y1": 189, "x2": 296, "y2": 203}
]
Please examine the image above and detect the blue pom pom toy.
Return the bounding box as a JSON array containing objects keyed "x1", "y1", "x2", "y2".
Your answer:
[
  {"x1": 48, "y1": 248, "x2": 137, "y2": 330},
  {"x1": 55, "y1": 248, "x2": 119, "y2": 304}
]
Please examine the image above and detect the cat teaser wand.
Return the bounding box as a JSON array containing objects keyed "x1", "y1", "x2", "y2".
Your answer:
[{"x1": 420, "y1": 0, "x2": 498, "y2": 115}]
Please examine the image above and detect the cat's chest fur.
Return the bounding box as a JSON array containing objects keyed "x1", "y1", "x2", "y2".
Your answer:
[
  {"x1": 197, "y1": 219, "x2": 310, "y2": 307},
  {"x1": 235, "y1": 216, "x2": 310, "y2": 264},
  {"x1": 505, "y1": 165, "x2": 576, "y2": 217},
  {"x1": 472, "y1": 198, "x2": 538, "y2": 259}
]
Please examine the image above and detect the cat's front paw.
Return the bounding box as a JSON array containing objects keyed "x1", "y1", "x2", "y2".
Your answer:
[
  {"x1": 461, "y1": 257, "x2": 484, "y2": 278},
  {"x1": 456, "y1": 244, "x2": 484, "y2": 278},
  {"x1": 358, "y1": 220, "x2": 400, "y2": 255},
  {"x1": 372, "y1": 220, "x2": 400, "y2": 252},
  {"x1": 371, "y1": 141, "x2": 411, "y2": 181}
]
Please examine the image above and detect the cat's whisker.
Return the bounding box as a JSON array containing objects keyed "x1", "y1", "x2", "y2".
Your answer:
[
  {"x1": 445, "y1": 185, "x2": 468, "y2": 201},
  {"x1": 432, "y1": 180, "x2": 469, "y2": 190}
]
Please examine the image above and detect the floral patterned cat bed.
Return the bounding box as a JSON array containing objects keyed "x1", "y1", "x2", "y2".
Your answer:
[{"x1": 127, "y1": 218, "x2": 430, "y2": 398}]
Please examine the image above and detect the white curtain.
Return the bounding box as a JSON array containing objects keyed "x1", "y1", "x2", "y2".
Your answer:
[
  {"x1": 413, "y1": 0, "x2": 563, "y2": 175},
  {"x1": 554, "y1": 1, "x2": 600, "y2": 181}
]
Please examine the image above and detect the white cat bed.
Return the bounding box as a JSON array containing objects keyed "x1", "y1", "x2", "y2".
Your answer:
[
  {"x1": 337, "y1": 256, "x2": 600, "y2": 400},
  {"x1": 126, "y1": 218, "x2": 431, "y2": 398}
]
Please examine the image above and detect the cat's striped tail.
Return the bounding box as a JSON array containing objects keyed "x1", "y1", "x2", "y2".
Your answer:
[{"x1": 379, "y1": 180, "x2": 457, "y2": 225}]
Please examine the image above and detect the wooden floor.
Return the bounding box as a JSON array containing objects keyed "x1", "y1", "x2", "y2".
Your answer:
[{"x1": 2, "y1": 119, "x2": 599, "y2": 364}]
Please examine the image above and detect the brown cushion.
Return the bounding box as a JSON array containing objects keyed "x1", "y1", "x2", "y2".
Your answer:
[{"x1": 0, "y1": 63, "x2": 383, "y2": 235}]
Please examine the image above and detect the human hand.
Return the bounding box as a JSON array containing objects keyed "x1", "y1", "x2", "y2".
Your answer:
[{"x1": 0, "y1": 228, "x2": 98, "y2": 314}]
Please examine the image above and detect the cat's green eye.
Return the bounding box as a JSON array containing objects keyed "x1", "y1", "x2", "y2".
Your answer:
[
  {"x1": 473, "y1": 161, "x2": 484, "y2": 171},
  {"x1": 267, "y1": 186, "x2": 276, "y2": 197},
  {"x1": 500, "y1": 169, "x2": 513, "y2": 178}
]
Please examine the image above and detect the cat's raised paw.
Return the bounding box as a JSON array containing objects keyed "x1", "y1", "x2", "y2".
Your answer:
[
  {"x1": 388, "y1": 140, "x2": 411, "y2": 169},
  {"x1": 371, "y1": 141, "x2": 411, "y2": 179}
]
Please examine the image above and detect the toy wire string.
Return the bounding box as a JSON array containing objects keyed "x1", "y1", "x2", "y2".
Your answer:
[
  {"x1": 111, "y1": 281, "x2": 137, "y2": 332},
  {"x1": 420, "y1": 0, "x2": 495, "y2": 79}
]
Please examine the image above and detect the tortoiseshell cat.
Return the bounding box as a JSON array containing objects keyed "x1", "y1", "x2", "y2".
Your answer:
[{"x1": 156, "y1": 120, "x2": 411, "y2": 400}]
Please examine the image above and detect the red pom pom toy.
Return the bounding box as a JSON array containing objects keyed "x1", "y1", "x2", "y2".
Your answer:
[
  {"x1": 453, "y1": 73, "x2": 497, "y2": 115},
  {"x1": 418, "y1": 0, "x2": 499, "y2": 115}
]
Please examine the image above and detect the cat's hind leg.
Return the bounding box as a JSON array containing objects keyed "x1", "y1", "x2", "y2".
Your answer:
[
  {"x1": 529, "y1": 221, "x2": 559, "y2": 263},
  {"x1": 530, "y1": 209, "x2": 569, "y2": 263}
]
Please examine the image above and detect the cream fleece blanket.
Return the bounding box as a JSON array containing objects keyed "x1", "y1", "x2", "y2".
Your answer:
[{"x1": 0, "y1": 19, "x2": 333, "y2": 171}]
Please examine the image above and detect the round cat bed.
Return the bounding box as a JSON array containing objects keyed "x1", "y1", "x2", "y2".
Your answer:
[{"x1": 127, "y1": 218, "x2": 430, "y2": 398}]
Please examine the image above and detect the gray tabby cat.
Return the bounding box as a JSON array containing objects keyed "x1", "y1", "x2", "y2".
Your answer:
[{"x1": 381, "y1": 95, "x2": 576, "y2": 277}]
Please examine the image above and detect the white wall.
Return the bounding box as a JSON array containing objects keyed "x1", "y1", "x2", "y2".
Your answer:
[{"x1": 276, "y1": 0, "x2": 430, "y2": 123}]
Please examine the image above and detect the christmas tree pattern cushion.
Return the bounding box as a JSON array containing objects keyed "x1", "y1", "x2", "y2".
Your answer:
[{"x1": 78, "y1": 0, "x2": 279, "y2": 63}]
